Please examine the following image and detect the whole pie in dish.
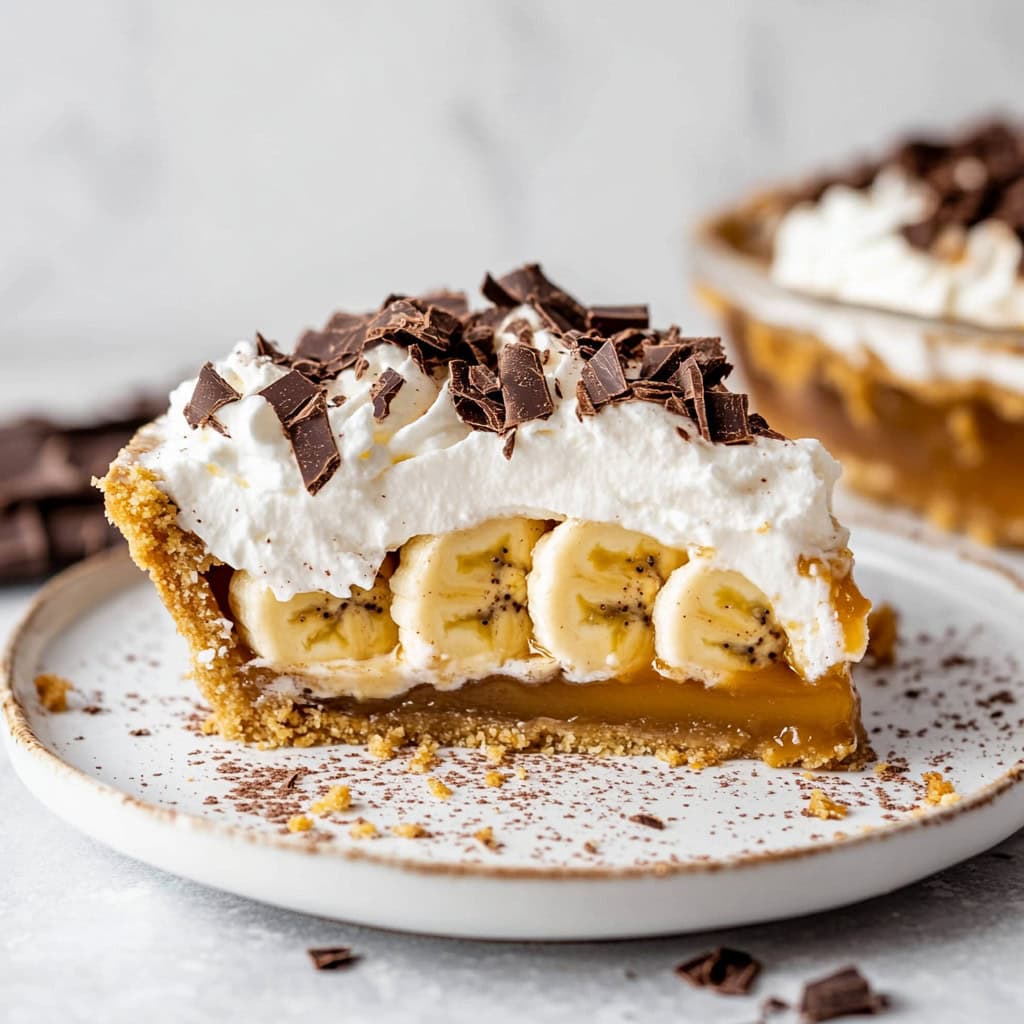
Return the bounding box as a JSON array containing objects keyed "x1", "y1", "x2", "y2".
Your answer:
[
  {"x1": 695, "y1": 118, "x2": 1024, "y2": 545},
  {"x1": 100, "y1": 264, "x2": 870, "y2": 768}
]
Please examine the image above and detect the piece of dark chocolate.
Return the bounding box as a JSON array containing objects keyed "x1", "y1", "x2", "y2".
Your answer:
[
  {"x1": 498, "y1": 343, "x2": 553, "y2": 428},
  {"x1": 705, "y1": 390, "x2": 752, "y2": 444},
  {"x1": 184, "y1": 363, "x2": 240, "y2": 433},
  {"x1": 259, "y1": 371, "x2": 340, "y2": 494},
  {"x1": 307, "y1": 946, "x2": 360, "y2": 971},
  {"x1": 580, "y1": 340, "x2": 630, "y2": 408},
  {"x1": 675, "y1": 948, "x2": 761, "y2": 996},
  {"x1": 370, "y1": 368, "x2": 405, "y2": 422},
  {"x1": 588, "y1": 304, "x2": 650, "y2": 334},
  {"x1": 799, "y1": 967, "x2": 888, "y2": 1022}
]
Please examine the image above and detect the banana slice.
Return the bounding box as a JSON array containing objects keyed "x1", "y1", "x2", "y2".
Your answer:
[
  {"x1": 527, "y1": 520, "x2": 686, "y2": 681},
  {"x1": 390, "y1": 517, "x2": 549, "y2": 675},
  {"x1": 652, "y1": 561, "x2": 787, "y2": 683},
  {"x1": 228, "y1": 562, "x2": 398, "y2": 665}
]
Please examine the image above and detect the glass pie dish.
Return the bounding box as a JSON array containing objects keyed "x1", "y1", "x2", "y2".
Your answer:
[{"x1": 692, "y1": 204, "x2": 1024, "y2": 546}]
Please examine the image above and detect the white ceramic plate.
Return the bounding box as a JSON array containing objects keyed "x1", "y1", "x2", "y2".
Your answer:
[{"x1": 3, "y1": 526, "x2": 1023, "y2": 940}]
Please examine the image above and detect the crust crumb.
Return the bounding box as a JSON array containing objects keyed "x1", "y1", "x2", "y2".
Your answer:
[
  {"x1": 309, "y1": 784, "x2": 352, "y2": 816},
  {"x1": 367, "y1": 729, "x2": 404, "y2": 760},
  {"x1": 484, "y1": 743, "x2": 507, "y2": 765},
  {"x1": 484, "y1": 769, "x2": 506, "y2": 788},
  {"x1": 349, "y1": 818, "x2": 379, "y2": 839},
  {"x1": 866, "y1": 603, "x2": 899, "y2": 666},
  {"x1": 427, "y1": 776, "x2": 453, "y2": 801},
  {"x1": 923, "y1": 771, "x2": 960, "y2": 807},
  {"x1": 407, "y1": 739, "x2": 438, "y2": 774},
  {"x1": 873, "y1": 762, "x2": 890, "y2": 776},
  {"x1": 287, "y1": 814, "x2": 314, "y2": 833},
  {"x1": 515, "y1": 764, "x2": 527, "y2": 780},
  {"x1": 473, "y1": 826, "x2": 502, "y2": 850},
  {"x1": 804, "y1": 789, "x2": 848, "y2": 821},
  {"x1": 655, "y1": 747, "x2": 686, "y2": 767},
  {"x1": 392, "y1": 822, "x2": 430, "y2": 839},
  {"x1": 34, "y1": 673, "x2": 73, "y2": 712}
]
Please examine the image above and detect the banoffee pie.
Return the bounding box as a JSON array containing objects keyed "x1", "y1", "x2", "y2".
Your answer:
[{"x1": 101, "y1": 264, "x2": 870, "y2": 768}]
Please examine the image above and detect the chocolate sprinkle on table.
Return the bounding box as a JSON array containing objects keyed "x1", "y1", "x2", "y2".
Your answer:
[
  {"x1": 628, "y1": 812, "x2": 665, "y2": 830},
  {"x1": 675, "y1": 947, "x2": 761, "y2": 995},
  {"x1": 799, "y1": 966, "x2": 888, "y2": 1022},
  {"x1": 306, "y1": 946, "x2": 360, "y2": 971},
  {"x1": 184, "y1": 363, "x2": 241, "y2": 435},
  {"x1": 370, "y1": 368, "x2": 405, "y2": 422}
]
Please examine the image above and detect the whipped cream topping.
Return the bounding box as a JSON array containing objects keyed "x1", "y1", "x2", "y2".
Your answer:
[
  {"x1": 761, "y1": 168, "x2": 1024, "y2": 392},
  {"x1": 142, "y1": 310, "x2": 857, "y2": 685},
  {"x1": 772, "y1": 168, "x2": 1024, "y2": 329}
]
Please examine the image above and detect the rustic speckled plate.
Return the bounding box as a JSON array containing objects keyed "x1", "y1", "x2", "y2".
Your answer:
[{"x1": 3, "y1": 526, "x2": 1023, "y2": 940}]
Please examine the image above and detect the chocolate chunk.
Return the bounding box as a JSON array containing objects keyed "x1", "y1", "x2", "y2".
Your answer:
[
  {"x1": 370, "y1": 368, "x2": 405, "y2": 422},
  {"x1": 628, "y1": 813, "x2": 665, "y2": 830},
  {"x1": 580, "y1": 340, "x2": 630, "y2": 409},
  {"x1": 184, "y1": 363, "x2": 240, "y2": 433},
  {"x1": 799, "y1": 967, "x2": 888, "y2": 1021},
  {"x1": 468, "y1": 364, "x2": 501, "y2": 395},
  {"x1": 449, "y1": 360, "x2": 505, "y2": 432},
  {"x1": 498, "y1": 343, "x2": 553, "y2": 428},
  {"x1": 675, "y1": 948, "x2": 761, "y2": 996},
  {"x1": 676, "y1": 356, "x2": 709, "y2": 439},
  {"x1": 482, "y1": 264, "x2": 588, "y2": 331},
  {"x1": 259, "y1": 370, "x2": 321, "y2": 426},
  {"x1": 366, "y1": 298, "x2": 460, "y2": 353},
  {"x1": 748, "y1": 413, "x2": 786, "y2": 440},
  {"x1": 588, "y1": 304, "x2": 650, "y2": 334},
  {"x1": 639, "y1": 344, "x2": 687, "y2": 382},
  {"x1": 0, "y1": 505, "x2": 49, "y2": 578},
  {"x1": 418, "y1": 289, "x2": 469, "y2": 317},
  {"x1": 289, "y1": 393, "x2": 340, "y2": 495},
  {"x1": 255, "y1": 332, "x2": 290, "y2": 366},
  {"x1": 260, "y1": 371, "x2": 340, "y2": 494},
  {"x1": 705, "y1": 390, "x2": 752, "y2": 444},
  {"x1": 307, "y1": 946, "x2": 360, "y2": 971}
]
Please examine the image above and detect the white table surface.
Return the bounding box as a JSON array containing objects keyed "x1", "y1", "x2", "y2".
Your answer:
[{"x1": 2, "y1": 561, "x2": 1023, "y2": 1024}]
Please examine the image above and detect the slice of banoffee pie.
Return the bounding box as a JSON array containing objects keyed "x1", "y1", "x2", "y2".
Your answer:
[{"x1": 101, "y1": 264, "x2": 870, "y2": 768}]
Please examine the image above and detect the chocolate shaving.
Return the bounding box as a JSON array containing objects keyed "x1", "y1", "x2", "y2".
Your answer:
[
  {"x1": 628, "y1": 812, "x2": 665, "y2": 830},
  {"x1": 482, "y1": 263, "x2": 588, "y2": 332},
  {"x1": 468, "y1": 364, "x2": 501, "y2": 395},
  {"x1": 307, "y1": 946, "x2": 360, "y2": 971},
  {"x1": 675, "y1": 948, "x2": 761, "y2": 996},
  {"x1": 704, "y1": 390, "x2": 752, "y2": 444},
  {"x1": 588, "y1": 304, "x2": 649, "y2": 334},
  {"x1": 450, "y1": 360, "x2": 505, "y2": 432},
  {"x1": 418, "y1": 289, "x2": 469, "y2": 317},
  {"x1": 502, "y1": 430, "x2": 516, "y2": 460},
  {"x1": 676, "y1": 356, "x2": 709, "y2": 439},
  {"x1": 575, "y1": 379, "x2": 598, "y2": 419},
  {"x1": 580, "y1": 340, "x2": 630, "y2": 409},
  {"x1": 254, "y1": 332, "x2": 290, "y2": 366},
  {"x1": 370, "y1": 368, "x2": 405, "y2": 422},
  {"x1": 639, "y1": 344, "x2": 687, "y2": 381},
  {"x1": 259, "y1": 371, "x2": 340, "y2": 494},
  {"x1": 749, "y1": 412, "x2": 786, "y2": 440},
  {"x1": 184, "y1": 363, "x2": 240, "y2": 434},
  {"x1": 498, "y1": 343, "x2": 553, "y2": 428},
  {"x1": 799, "y1": 967, "x2": 888, "y2": 1022}
]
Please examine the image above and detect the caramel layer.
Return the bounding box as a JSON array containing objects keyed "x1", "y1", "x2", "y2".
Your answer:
[{"x1": 317, "y1": 665, "x2": 860, "y2": 769}]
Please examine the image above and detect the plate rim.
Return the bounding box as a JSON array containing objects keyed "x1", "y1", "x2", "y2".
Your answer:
[{"x1": 3, "y1": 534, "x2": 1023, "y2": 883}]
